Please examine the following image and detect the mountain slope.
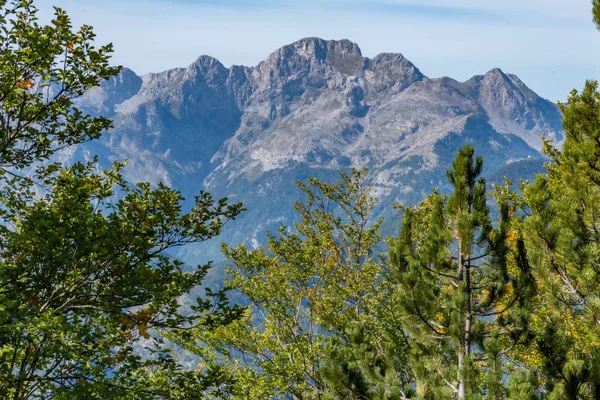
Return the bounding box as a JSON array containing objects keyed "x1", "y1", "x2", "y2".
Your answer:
[{"x1": 75, "y1": 37, "x2": 563, "y2": 261}]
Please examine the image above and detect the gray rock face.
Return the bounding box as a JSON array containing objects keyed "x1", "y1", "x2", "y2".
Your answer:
[
  {"x1": 467, "y1": 68, "x2": 563, "y2": 149},
  {"x1": 76, "y1": 68, "x2": 142, "y2": 117},
  {"x1": 76, "y1": 37, "x2": 563, "y2": 261}
]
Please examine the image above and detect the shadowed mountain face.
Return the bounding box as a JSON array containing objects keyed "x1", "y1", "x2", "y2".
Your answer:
[{"x1": 73, "y1": 37, "x2": 563, "y2": 261}]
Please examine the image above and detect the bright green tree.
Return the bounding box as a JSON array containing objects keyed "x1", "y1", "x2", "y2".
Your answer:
[
  {"x1": 0, "y1": 0, "x2": 117, "y2": 170},
  {"x1": 0, "y1": 1, "x2": 245, "y2": 398},
  {"x1": 190, "y1": 170, "x2": 411, "y2": 399},
  {"x1": 0, "y1": 162, "x2": 244, "y2": 399},
  {"x1": 389, "y1": 146, "x2": 534, "y2": 399}
]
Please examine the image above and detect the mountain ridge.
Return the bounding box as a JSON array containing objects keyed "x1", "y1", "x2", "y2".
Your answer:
[{"x1": 72, "y1": 37, "x2": 563, "y2": 261}]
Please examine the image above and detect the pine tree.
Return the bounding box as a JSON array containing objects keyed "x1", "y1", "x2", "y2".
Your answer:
[
  {"x1": 320, "y1": 323, "x2": 409, "y2": 400},
  {"x1": 390, "y1": 146, "x2": 534, "y2": 399},
  {"x1": 522, "y1": 79, "x2": 600, "y2": 400},
  {"x1": 500, "y1": 4, "x2": 600, "y2": 398}
]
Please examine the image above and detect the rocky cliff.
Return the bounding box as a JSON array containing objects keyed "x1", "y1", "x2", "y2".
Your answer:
[{"x1": 73, "y1": 38, "x2": 563, "y2": 261}]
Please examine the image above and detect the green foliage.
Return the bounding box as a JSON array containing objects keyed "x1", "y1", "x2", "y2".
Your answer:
[
  {"x1": 506, "y1": 370, "x2": 540, "y2": 400},
  {"x1": 8, "y1": 0, "x2": 600, "y2": 399},
  {"x1": 320, "y1": 323, "x2": 408, "y2": 400},
  {"x1": 0, "y1": 0, "x2": 119, "y2": 169},
  {"x1": 520, "y1": 80, "x2": 600, "y2": 399},
  {"x1": 593, "y1": 0, "x2": 600, "y2": 32},
  {"x1": 0, "y1": 1, "x2": 246, "y2": 398},
  {"x1": 0, "y1": 160, "x2": 244, "y2": 399},
  {"x1": 189, "y1": 169, "x2": 410, "y2": 399},
  {"x1": 389, "y1": 146, "x2": 535, "y2": 399}
]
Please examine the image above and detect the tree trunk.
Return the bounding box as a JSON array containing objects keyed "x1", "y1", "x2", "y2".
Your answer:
[
  {"x1": 460, "y1": 259, "x2": 472, "y2": 400},
  {"x1": 457, "y1": 248, "x2": 466, "y2": 399},
  {"x1": 458, "y1": 350, "x2": 465, "y2": 399}
]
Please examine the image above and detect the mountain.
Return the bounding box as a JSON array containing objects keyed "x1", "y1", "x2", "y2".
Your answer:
[{"x1": 72, "y1": 37, "x2": 564, "y2": 262}]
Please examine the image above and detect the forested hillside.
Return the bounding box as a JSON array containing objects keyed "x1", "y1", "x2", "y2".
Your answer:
[{"x1": 2, "y1": 0, "x2": 600, "y2": 399}]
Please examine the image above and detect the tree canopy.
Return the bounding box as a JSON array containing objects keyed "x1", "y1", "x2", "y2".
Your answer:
[
  {"x1": 5, "y1": 0, "x2": 600, "y2": 399},
  {"x1": 0, "y1": 1, "x2": 244, "y2": 398}
]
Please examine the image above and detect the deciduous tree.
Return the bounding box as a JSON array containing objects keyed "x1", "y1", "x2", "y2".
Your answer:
[{"x1": 0, "y1": 1, "x2": 245, "y2": 398}]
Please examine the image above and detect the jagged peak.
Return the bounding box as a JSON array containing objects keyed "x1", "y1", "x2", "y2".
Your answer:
[
  {"x1": 471, "y1": 68, "x2": 532, "y2": 90},
  {"x1": 289, "y1": 37, "x2": 362, "y2": 57},
  {"x1": 474, "y1": 67, "x2": 539, "y2": 99},
  {"x1": 100, "y1": 66, "x2": 141, "y2": 89},
  {"x1": 265, "y1": 37, "x2": 364, "y2": 63},
  {"x1": 467, "y1": 67, "x2": 510, "y2": 83},
  {"x1": 484, "y1": 67, "x2": 507, "y2": 77},
  {"x1": 370, "y1": 52, "x2": 424, "y2": 75},
  {"x1": 372, "y1": 52, "x2": 406, "y2": 64},
  {"x1": 190, "y1": 55, "x2": 227, "y2": 71},
  {"x1": 250, "y1": 37, "x2": 367, "y2": 79},
  {"x1": 120, "y1": 67, "x2": 139, "y2": 77}
]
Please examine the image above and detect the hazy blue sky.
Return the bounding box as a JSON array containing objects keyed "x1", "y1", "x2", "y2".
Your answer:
[{"x1": 37, "y1": 0, "x2": 600, "y2": 101}]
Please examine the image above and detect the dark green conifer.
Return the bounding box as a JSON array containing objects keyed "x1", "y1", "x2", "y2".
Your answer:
[
  {"x1": 390, "y1": 146, "x2": 534, "y2": 399},
  {"x1": 523, "y1": 78, "x2": 600, "y2": 400}
]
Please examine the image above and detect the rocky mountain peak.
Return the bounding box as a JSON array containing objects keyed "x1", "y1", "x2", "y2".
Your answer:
[
  {"x1": 367, "y1": 52, "x2": 425, "y2": 94},
  {"x1": 484, "y1": 67, "x2": 508, "y2": 78},
  {"x1": 75, "y1": 67, "x2": 142, "y2": 117},
  {"x1": 253, "y1": 38, "x2": 366, "y2": 84},
  {"x1": 465, "y1": 68, "x2": 563, "y2": 149},
  {"x1": 471, "y1": 68, "x2": 529, "y2": 95},
  {"x1": 119, "y1": 67, "x2": 142, "y2": 84},
  {"x1": 282, "y1": 37, "x2": 363, "y2": 61},
  {"x1": 190, "y1": 55, "x2": 227, "y2": 72},
  {"x1": 72, "y1": 38, "x2": 566, "y2": 260},
  {"x1": 371, "y1": 52, "x2": 406, "y2": 67}
]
